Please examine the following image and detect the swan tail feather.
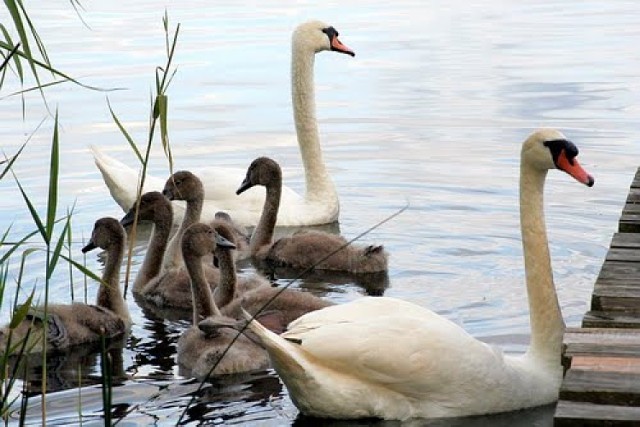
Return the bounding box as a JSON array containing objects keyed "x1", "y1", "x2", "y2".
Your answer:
[
  {"x1": 241, "y1": 308, "x2": 306, "y2": 377},
  {"x1": 91, "y1": 145, "x2": 140, "y2": 212}
]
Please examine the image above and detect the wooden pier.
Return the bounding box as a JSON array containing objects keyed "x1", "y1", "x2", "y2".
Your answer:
[{"x1": 555, "y1": 168, "x2": 640, "y2": 426}]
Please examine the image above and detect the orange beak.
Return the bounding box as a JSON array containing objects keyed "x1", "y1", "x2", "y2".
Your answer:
[
  {"x1": 331, "y1": 35, "x2": 355, "y2": 57},
  {"x1": 557, "y1": 150, "x2": 594, "y2": 187}
]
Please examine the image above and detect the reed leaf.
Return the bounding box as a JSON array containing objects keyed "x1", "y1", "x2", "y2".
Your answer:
[
  {"x1": 13, "y1": 174, "x2": 46, "y2": 244},
  {"x1": 47, "y1": 214, "x2": 71, "y2": 281},
  {"x1": 12, "y1": 248, "x2": 37, "y2": 316},
  {"x1": 14, "y1": 0, "x2": 50, "y2": 67},
  {"x1": 0, "y1": 229, "x2": 38, "y2": 267},
  {"x1": 0, "y1": 141, "x2": 27, "y2": 181},
  {"x1": 45, "y1": 110, "x2": 59, "y2": 241},
  {"x1": 0, "y1": 260, "x2": 8, "y2": 311},
  {"x1": 107, "y1": 97, "x2": 142, "y2": 164},
  {"x1": 0, "y1": 24, "x2": 22, "y2": 80},
  {"x1": 99, "y1": 335, "x2": 112, "y2": 426},
  {"x1": 0, "y1": 40, "x2": 19, "y2": 77},
  {"x1": 3, "y1": 0, "x2": 40, "y2": 90},
  {"x1": 8, "y1": 291, "x2": 33, "y2": 330},
  {"x1": 0, "y1": 40, "x2": 122, "y2": 92},
  {"x1": 60, "y1": 254, "x2": 102, "y2": 284}
]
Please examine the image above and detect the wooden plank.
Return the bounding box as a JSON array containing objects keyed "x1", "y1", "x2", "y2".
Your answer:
[
  {"x1": 625, "y1": 188, "x2": 640, "y2": 203},
  {"x1": 622, "y1": 202, "x2": 640, "y2": 215},
  {"x1": 596, "y1": 261, "x2": 640, "y2": 280},
  {"x1": 555, "y1": 400, "x2": 640, "y2": 426},
  {"x1": 559, "y1": 369, "x2": 640, "y2": 405},
  {"x1": 611, "y1": 233, "x2": 640, "y2": 249},
  {"x1": 620, "y1": 216, "x2": 640, "y2": 233},
  {"x1": 591, "y1": 289, "x2": 640, "y2": 313},
  {"x1": 606, "y1": 248, "x2": 640, "y2": 262},
  {"x1": 582, "y1": 311, "x2": 640, "y2": 329},
  {"x1": 562, "y1": 328, "x2": 640, "y2": 371},
  {"x1": 595, "y1": 278, "x2": 640, "y2": 287},
  {"x1": 632, "y1": 168, "x2": 640, "y2": 188},
  {"x1": 563, "y1": 328, "x2": 640, "y2": 345},
  {"x1": 570, "y1": 356, "x2": 640, "y2": 373}
]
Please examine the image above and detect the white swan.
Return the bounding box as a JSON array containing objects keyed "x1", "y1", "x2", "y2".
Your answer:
[
  {"x1": 91, "y1": 20, "x2": 355, "y2": 227},
  {"x1": 244, "y1": 129, "x2": 595, "y2": 420}
]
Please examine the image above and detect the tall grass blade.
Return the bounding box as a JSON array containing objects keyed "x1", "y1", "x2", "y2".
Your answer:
[
  {"x1": 47, "y1": 214, "x2": 71, "y2": 280},
  {"x1": 0, "y1": 40, "x2": 123, "y2": 92},
  {"x1": 13, "y1": 174, "x2": 46, "y2": 244},
  {"x1": 0, "y1": 41, "x2": 19, "y2": 74},
  {"x1": 4, "y1": 0, "x2": 35, "y2": 78},
  {"x1": 99, "y1": 335, "x2": 112, "y2": 426},
  {"x1": 45, "y1": 110, "x2": 59, "y2": 241},
  {"x1": 8, "y1": 291, "x2": 33, "y2": 330},
  {"x1": 107, "y1": 97, "x2": 142, "y2": 164},
  {"x1": 15, "y1": 0, "x2": 51, "y2": 67},
  {"x1": 0, "y1": 25, "x2": 23, "y2": 80},
  {"x1": 0, "y1": 141, "x2": 27, "y2": 181},
  {"x1": 3, "y1": 0, "x2": 46, "y2": 105},
  {"x1": 60, "y1": 254, "x2": 102, "y2": 284}
]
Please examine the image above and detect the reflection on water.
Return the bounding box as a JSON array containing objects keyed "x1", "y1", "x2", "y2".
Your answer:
[
  {"x1": 9, "y1": 338, "x2": 127, "y2": 395},
  {"x1": 2, "y1": 0, "x2": 640, "y2": 425}
]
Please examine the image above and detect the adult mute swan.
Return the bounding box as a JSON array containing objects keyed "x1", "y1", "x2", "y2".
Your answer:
[
  {"x1": 91, "y1": 20, "x2": 355, "y2": 227},
  {"x1": 244, "y1": 129, "x2": 595, "y2": 420}
]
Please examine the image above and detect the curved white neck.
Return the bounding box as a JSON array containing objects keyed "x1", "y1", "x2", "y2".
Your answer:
[
  {"x1": 291, "y1": 45, "x2": 336, "y2": 202},
  {"x1": 520, "y1": 162, "x2": 564, "y2": 366}
]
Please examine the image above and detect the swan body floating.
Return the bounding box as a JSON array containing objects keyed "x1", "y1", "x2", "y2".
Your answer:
[
  {"x1": 245, "y1": 129, "x2": 595, "y2": 420},
  {"x1": 176, "y1": 223, "x2": 270, "y2": 377},
  {"x1": 0, "y1": 218, "x2": 131, "y2": 355},
  {"x1": 238, "y1": 157, "x2": 389, "y2": 273},
  {"x1": 91, "y1": 20, "x2": 355, "y2": 227}
]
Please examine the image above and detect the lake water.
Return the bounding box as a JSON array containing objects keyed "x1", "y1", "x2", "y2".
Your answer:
[{"x1": 1, "y1": 0, "x2": 640, "y2": 425}]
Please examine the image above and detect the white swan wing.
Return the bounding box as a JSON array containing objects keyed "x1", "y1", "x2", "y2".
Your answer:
[
  {"x1": 282, "y1": 297, "x2": 499, "y2": 396},
  {"x1": 91, "y1": 147, "x2": 326, "y2": 226}
]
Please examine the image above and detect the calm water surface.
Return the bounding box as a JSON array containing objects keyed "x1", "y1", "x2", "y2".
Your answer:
[{"x1": 1, "y1": 1, "x2": 640, "y2": 425}]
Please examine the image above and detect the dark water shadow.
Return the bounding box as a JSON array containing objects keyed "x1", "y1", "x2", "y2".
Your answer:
[
  {"x1": 7, "y1": 335, "x2": 128, "y2": 395},
  {"x1": 293, "y1": 403, "x2": 556, "y2": 427}
]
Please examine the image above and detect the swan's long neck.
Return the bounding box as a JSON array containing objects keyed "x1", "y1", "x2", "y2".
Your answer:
[
  {"x1": 520, "y1": 162, "x2": 564, "y2": 366},
  {"x1": 250, "y1": 180, "x2": 281, "y2": 256},
  {"x1": 291, "y1": 45, "x2": 336, "y2": 202},
  {"x1": 134, "y1": 212, "x2": 172, "y2": 292},
  {"x1": 163, "y1": 196, "x2": 202, "y2": 271},
  {"x1": 97, "y1": 239, "x2": 130, "y2": 324},
  {"x1": 184, "y1": 250, "x2": 220, "y2": 325},
  {"x1": 212, "y1": 248, "x2": 237, "y2": 309}
]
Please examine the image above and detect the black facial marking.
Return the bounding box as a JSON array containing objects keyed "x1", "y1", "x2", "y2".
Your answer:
[
  {"x1": 543, "y1": 139, "x2": 579, "y2": 166},
  {"x1": 322, "y1": 26, "x2": 339, "y2": 42}
]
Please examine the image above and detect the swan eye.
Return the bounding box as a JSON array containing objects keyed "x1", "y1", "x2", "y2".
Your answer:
[
  {"x1": 322, "y1": 26, "x2": 338, "y2": 40},
  {"x1": 544, "y1": 139, "x2": 578, "y2": 166}
]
